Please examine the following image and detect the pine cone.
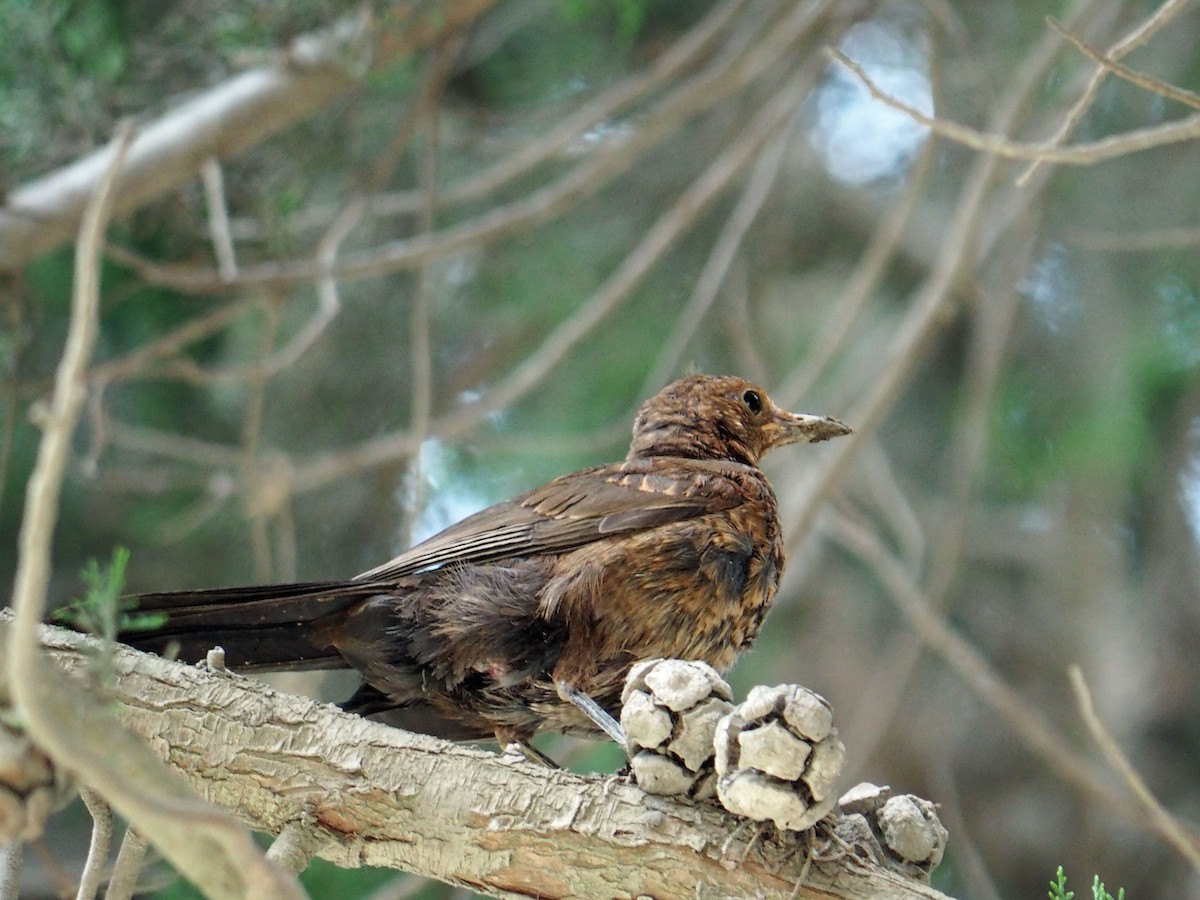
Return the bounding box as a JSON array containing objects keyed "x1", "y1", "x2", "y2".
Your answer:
[
  {"x1": 713, "y1": 683, "x2": 845, "y2": 831},
  {"x1": 620, "y1": 659, "x2": 734, "y2": 797}
]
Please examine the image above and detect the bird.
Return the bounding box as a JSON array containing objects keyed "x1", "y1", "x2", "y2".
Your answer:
[{"x1": 117, "y1": 374, "x2": 852, "y2": 754}]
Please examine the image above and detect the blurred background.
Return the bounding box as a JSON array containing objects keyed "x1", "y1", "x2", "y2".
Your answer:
[{"x1": 3, "y1": 0, "x2": 1199, "y2": 897}]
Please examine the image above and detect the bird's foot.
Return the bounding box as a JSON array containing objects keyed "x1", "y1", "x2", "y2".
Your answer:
[
  {"x1": 499, "y1": 740, "x2": 560, "y2": 768},
  {"x1": 556, "y1": 680, "x2": 625, "y2": 745}
]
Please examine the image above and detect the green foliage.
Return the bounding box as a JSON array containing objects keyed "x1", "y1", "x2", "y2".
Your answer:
[
  {"x1": 560, "y1": 0, "x2": 648, "y2": 42},
  {"x1": 1049, "y1": 866, "x2": 1126, "y2": 900},
  {"x1": 52, "y1": 547, "x2": 164, "y2": 640},
  {"x1": 0, "y1": 0, "x2": 127, "y2": 174},
  {"x1": 57, "y1": 0, "x2": 128, "y2": 82},
  {"x1": 1048, "y1": 866, "x2": 1073, "y2": 900}
]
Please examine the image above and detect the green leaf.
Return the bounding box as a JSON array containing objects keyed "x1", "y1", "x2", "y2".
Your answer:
[
  {"x1": 1048, "y1": 866, "x2": 1074, "y2": 900},
  {"x1": 53, "y1": 547, "x2": 165, "y2": 639}
]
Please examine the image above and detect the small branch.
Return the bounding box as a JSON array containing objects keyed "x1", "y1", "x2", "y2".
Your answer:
[
  {"x1": 1018, "y1": 0, "x2": 1192, "y2": 184},
  {"x1": 222, "y1": 0, "x2": 749, "y2": 241},
  {"x1": 113, "y1": 1, "x2": 829, "y2": 297},
  {"x1": 828, "y1": 49, "x2": 1200, "y2": 167},
  {"x1": 777, "y1": 123, "x2": 936, "y2": 407},
  {"x1": 0, "y1": 1, "x2": 498, "y2": 273},
  {"x1": 787, "y1": 0, "x2": 1088, "y2": 549},
  {"x1": 399, "y1": 40, "x2": 462, "y2": 547},
  {"x1": 291, "y1": 35, "x2": 829, "y2": 495},
  {"x1": 4, "y1": 127, "x2": 305, "y2": 900},
  {"x1": 201, "y1": 158, "x2": 238, "y2": 280},
  {"x1": 77, "y1": 789, "x2": 114, "y2": 900},
  {"x1": 1064, "y1": 225, "x2": 1200, "y2": 252},
  {"x1": 827, "y1": 511, "x2": 1200, "y2": 860},
  {"x1": 105, "y1": 828, "x2": 149, "y2": 900},
  {"x1": 642, "y1": 105, "x2": 796, "y2": 394},
  {"x1": 267, "y1": 814, "x2": 323, "y2": 875},
  {"x1": 1047, "y1": 17, "x2": 1200, "y2": 111},
  {"x1": 1068, "y1": 666, "x2": 1200, "y2": 870},
  {"x1": 88, "y1": 302, "x2": 247, "y2": 387}
]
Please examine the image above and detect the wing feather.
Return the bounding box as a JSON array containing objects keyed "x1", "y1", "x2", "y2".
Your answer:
[{"x1": 354, "y1": 460, "x2": 745, "y2": 582}]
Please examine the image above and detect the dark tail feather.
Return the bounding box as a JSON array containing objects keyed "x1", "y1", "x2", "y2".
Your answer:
[{"x1": 120, "y1": 581, "x2": 387, "y2": 672}]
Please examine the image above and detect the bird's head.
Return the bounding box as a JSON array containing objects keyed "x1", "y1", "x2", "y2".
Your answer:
[{"x1": 627, "y1": 374, "x2": 853, "y2": 466}]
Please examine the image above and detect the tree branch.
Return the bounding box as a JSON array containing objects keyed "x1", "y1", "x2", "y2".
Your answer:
[
  {"x1": 4, "y1": 127, "x2": 305, "y2": 900},
  {"x1": 828, "y1": 48, "x2": 1200, "y2": 166},
  {"x1": 0, "y1": 1, "x2": 497, "y2": 274},
  {"x1": 8, "y1": 617, "x2": 949, "y2": 900}
]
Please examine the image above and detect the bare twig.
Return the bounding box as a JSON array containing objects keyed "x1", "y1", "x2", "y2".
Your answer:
[
  {"x1": 105, "y1": 828, "x2": 149, "y2": 900},
  {"x1": 291, "y1": 49, "x2": 829, "y2": 494},
  {"x1": 267, "y1": 814, "x2": 323, "y2": 875},
  {"x1": 116, "y1": 1, "x2": 829, "y2": 296},
  {"x1": 787, "y1": 0, "x2": 1097, "y2": 551},
  {"x1": 241, "y1": 301, "x2": 282, "y2": 581},
  {"x1": 724, "y1": 258, "x2": 770, "y2": 385},
  {"x1": 826, "y1": 509, "x2": 1200, "y2": 853},
  {"x1": 0, "y1": 1, "x2": 498, "y2": 273},
  {"x1": 1018, "y1": 0, "x2": 1193, "y2": 184},
  {"x1": 77, "y1": 789, "x2": 114, "y2": 900},
  {"x1": 201, "y1": 158, "x2": 238, "y2": 280},
  {"x1": 106, "y1": 421, "x2": 243, "y2": 469},
  {"x1": 5, "y1": 125, "x2": 304, "y2": 900},
  {"x1": 641, "y1": 109, "x2": 798, "y2": 394},
  {"x1": 829, "y1": 49, "x2": 1200, "y2": 166},
  {"x1": 776, "y1": 5, "x2": 941, "y2": 403},
  {"x1": 930, "y1": 766, "x2": 1002, "y2": 900},
  {"x1": 842, "y1": 246, "x2": 1031, "y2": 781},
  {"x1": 1065, "y1": 225, "x2": 1200, "y2": 251},
  {"x1": 401, "y1": 40, "x2": 462, "y2": 547},
  {"x1": 88, "y1": 302, "x2": 247, "y2": 388},
  {"x1": 1069, "y1": 667, "x2": 1200, "y2": 870},
  {"x1": 225, "y1": 0, "x2": 751, "y2": 240},
  {"x1": 9, "y1": 125, "x2": 132, "y2": 692},
  {"x1": 1048, "y1": 18, "x2": 1200, "y2": 110},
  {"x1": 777, "y1": 131, "x2": 936, "y2": 407},
  {"x1": 930, "y1": 241, "x2": 1034, "y2": 599}
]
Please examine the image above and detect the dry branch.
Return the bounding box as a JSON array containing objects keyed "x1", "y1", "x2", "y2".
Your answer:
[
  {"x1": 9, "y1": 617, "x2": 949, "y2": 900},
  {"x1": 1069, "y1": 667, "x2": 1200, "y2": 871},
  {"x1": 0, "y1": 1, "x2": 497, "y2": 274},
  {"x1": 1047, "y1": 17, "x2": 1200, "y2": 112},
  {"x1": 829, "y1": 49, "x2": 1200, "y2": 166},
  {"x1": 1018, "y1": 0, "x2": 1193, "y2": 184},
  {"x1": 4, "y1": 127, "x2": 305, "y2": 900}
]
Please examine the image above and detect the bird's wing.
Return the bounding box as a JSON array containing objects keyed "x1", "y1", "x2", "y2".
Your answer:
[{"x1": 354, "y1": 461, "x2": 745, "y2": 582}]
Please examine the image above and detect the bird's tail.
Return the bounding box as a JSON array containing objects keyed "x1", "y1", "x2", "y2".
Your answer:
[{"x1": 117, "y1": 581, "x2": 386, "y2": 672}]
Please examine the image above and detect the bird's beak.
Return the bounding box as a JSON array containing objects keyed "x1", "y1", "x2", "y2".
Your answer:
[{"x1": 765, "y1": 410, "x2": 854, "y2": 447}]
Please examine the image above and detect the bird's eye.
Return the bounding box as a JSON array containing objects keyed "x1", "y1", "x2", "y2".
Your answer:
[{"x1": 742, "y1": 389, "x2": 763, "y2": 414}]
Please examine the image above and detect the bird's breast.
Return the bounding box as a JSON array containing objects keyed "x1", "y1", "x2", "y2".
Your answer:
[{"x1": 544, "y1": 497, "x2": 784, "y2": 678}]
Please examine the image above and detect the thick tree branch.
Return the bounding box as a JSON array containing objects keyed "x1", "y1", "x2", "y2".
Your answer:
[
  {"x1": 0, "y1": 1, "x2": 497, "y2": 274},
  {"x1": 7, "y1": 617, "x2": 949, "y2": 900}
]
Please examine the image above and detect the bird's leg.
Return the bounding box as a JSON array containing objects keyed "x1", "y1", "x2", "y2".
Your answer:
[
  {"x1": 514, "y1": 741, "x2": 560, "y2": 768},
  {"x1": 495, "y1": 727, "x2": 561, "y2": 768},
  {"x1": 556, "y1": 680, "x2": 625, "y2": 745},
  {"x1": 499, "y1": 739, "x2": 560, "y2": 768}
]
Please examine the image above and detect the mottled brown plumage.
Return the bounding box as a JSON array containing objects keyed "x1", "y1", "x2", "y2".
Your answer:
[{"x1": 121, "y1": 375, "x2": 851, "y2": 746}]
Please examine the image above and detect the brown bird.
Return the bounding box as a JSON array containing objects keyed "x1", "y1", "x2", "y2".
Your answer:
[{"x1": 120, "y1": 375, "x2": 851, "y2": 751}]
